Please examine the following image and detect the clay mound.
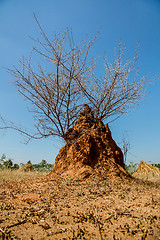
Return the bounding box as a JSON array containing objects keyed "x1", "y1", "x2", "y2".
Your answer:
[
  {"x1": 19, "y1": 164, "x2": 34, "y2": 172},
  {"x1": 49, "y1": 105, "x2": 132, "y2": 180},
  {"x1": 133, "y1": 160, "x2": 160, "y2": 178}
]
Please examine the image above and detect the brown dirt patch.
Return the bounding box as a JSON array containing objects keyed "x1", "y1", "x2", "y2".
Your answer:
[{"x1": 0, "y1": 175, "x2": 160, "y2": 239}]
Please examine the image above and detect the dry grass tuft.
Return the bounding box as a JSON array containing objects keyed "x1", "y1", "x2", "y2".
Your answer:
[{"x1": 0, "y1": 169, "x2": 48, "y2": 182}]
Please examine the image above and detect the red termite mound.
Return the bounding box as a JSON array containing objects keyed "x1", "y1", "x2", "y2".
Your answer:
[{"x1": 49, "y1": 105, "x2": 132, "y2": 180}]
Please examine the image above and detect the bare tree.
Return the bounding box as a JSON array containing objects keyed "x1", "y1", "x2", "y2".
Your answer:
[
  {"x1": 0, "y1": 16, "x2": 152, "y2": 143},
  {"x1": 121, "y1": 133, "x2": 131, "y2": 164}
]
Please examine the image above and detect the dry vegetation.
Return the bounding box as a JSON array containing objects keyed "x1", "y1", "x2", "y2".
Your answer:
[
  {"x1": 0, "y1": 169, "x2": 48, "y2": 182},
  {"x1": 0, "y1": 171, "x2": 160, "y2": 240}
]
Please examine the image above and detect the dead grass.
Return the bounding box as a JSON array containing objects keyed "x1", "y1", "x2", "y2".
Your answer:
[{"x1": 0, "y1": 169, "x2": 48, "y2": 182}]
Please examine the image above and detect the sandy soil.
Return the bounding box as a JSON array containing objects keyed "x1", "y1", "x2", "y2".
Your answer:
[{"x1": 0, "y1": 175, "x2": 160, "y2": 240}]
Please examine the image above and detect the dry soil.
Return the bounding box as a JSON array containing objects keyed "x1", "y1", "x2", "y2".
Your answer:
[{"x1": 0, "y1": 174, "x2": 160, "y2": 240}]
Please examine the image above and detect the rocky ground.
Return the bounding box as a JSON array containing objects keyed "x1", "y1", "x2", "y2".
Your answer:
[{"x1": 0, "y1": 175, "x2": 159, "y2": 240}]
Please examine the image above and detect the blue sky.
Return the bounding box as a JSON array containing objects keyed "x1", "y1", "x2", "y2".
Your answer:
[{"x1": 0, "y1": 0, "x2": 160, "y2": 165}]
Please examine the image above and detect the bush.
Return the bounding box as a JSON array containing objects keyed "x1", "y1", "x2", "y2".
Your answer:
[
  {"x1": 125, "y1": 162, "x2": 138, "y2": 174},
  {"x1": 0, "y1": 154, "x2": 53, "y2": 171}
]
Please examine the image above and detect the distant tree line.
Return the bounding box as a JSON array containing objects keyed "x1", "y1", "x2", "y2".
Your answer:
[
  {"x1": 0, "y1": 154, "x2": 53, "y2": 171},
  {"x1": 26, "y1": 159, "x2": 53, "y2": 171},
  {"x1": 0, "y1": 154, "x2": 19, "y2": 170},
  {"x1": 152, "y1": 163, "x2": 160, "y2": 170},
  {"x1": 0, "y1": 154, "x2": 159, "y2": 173}
]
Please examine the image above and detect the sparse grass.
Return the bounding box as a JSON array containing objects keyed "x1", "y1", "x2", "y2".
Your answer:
[{"x1": 0, "y1": 169, "x2": 49, "y2": 182}]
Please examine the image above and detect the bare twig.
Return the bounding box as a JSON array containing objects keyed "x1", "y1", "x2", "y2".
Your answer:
[
  {"x1": 0, "y1": 15, "x2": 153, "y2": 143},
  {"x1": 7, "y1": 219, "x2": 27, "y2": 229}
]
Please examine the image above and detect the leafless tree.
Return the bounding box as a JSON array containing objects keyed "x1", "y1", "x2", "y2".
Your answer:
[
  {"x1": 121, "y1": 133, "x2": 131, "y2": 164},
  {"x1": 0, "y1": 16, "x2": 152, "y2": 143}
]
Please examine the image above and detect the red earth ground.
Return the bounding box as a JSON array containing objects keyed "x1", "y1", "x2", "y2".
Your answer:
[{"x1": 0, "y1": 173, "x2": 160, "y2": 240}]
